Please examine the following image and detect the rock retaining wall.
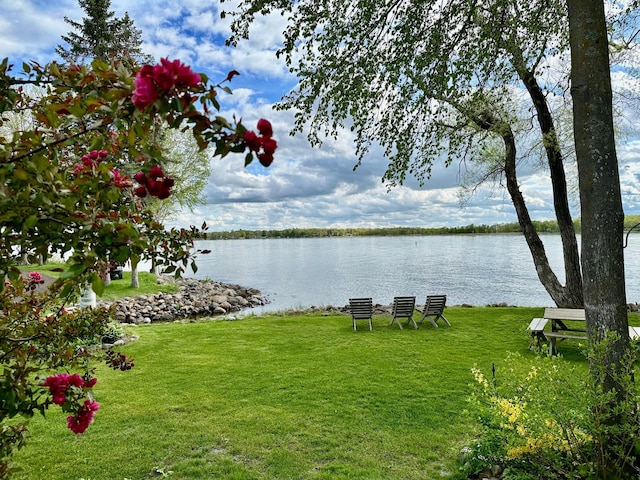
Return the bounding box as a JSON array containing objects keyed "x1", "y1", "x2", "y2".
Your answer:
[{"x1": 107, "y1": 277, "x2": 268, "y2": 324}]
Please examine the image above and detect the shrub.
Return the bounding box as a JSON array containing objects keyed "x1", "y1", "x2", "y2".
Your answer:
[{"x1": 462, "y1": 340, "x2": 640, "y2": 479}]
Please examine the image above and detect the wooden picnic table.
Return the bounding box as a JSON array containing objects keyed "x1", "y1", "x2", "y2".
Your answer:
[{"x1": 528, "y1": 308, "x2": 640, "y2": 355}]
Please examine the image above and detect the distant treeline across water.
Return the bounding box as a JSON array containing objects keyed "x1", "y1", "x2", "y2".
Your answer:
[{"x1": 203, "y1": 215, "x2": 640, "y2": 240}]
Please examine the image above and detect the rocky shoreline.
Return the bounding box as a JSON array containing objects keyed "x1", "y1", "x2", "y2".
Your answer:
[
  {"x1": 92, "y1": 275, "x2": 640, "y2": 325},
  {"x1": 105, "y1": 277, "x2": 269, "y2": 324}
]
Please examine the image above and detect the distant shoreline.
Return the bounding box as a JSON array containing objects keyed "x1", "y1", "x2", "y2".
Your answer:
[{"x1": 199, "y1": 218, "x2": 640, "y2": 240}]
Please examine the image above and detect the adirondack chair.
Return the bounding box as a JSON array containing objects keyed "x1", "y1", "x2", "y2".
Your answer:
[
  {"x1": 417, "y1": 295, "x2": 450, "y2": 327},
  {"x1": 349, "y1": 297, "x2": 373, "y2": 331},
  {"x1": 389, "y1": 296, "x2": 417, "y2": 329}
]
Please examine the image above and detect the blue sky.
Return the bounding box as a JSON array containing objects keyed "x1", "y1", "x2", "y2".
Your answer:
[{"x1": 2, "y1": 0, "x2": 640, "y2": 231}]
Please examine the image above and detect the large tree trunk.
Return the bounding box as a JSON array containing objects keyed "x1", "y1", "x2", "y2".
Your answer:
[
  {"x1": 511, "y1": 51, "x2": 583, "y2": 308},
  {"x1": 567, "y1": 0, "x2": 629, "y2": 476}
]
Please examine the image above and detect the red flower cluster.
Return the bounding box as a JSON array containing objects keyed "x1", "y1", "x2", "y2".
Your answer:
[
  {"x1": 111, "y1": 168, "x2": 131, "y2": 189},
  {"x1": 83, "y1": 149, "x2": 109, "y2": 165},
  {"x1": 133, "y1": 166, "x2": 174, "y2": 200},
  {"x1": 67, "y1": 399, "x2": 100, "y2": 434},
  {"x1": 41, "y1": 373, "x2": 97, "y2": 406},
  {"x1": 72, "y1": 150, "x2": 131, "y2": 189},
  {"x1": 25, "y1": 271, "x2": 45, "y2": 292},
  {"x1": 42, "y1": 373, "x2": 99, "y2": 434},
  {"x1": 27, "y1": 271, "x2": 44, "y2": 283},
  {"x1": 73, "y1": 149, "x2": 109, "y2": 175},
  {"x1": 132, "y1": 58, "x2": 202, "y2": 110},
  {"x1": 243, "y1": 119, "x2": 277, "y2": 167}
]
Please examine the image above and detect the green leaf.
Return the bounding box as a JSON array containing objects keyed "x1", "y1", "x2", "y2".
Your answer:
[
  {"x1": 89, "y1": 137, "x2": 103, "y2": 151},
  {"x1": 60, "y1": 263, "x2": 86, "y2": 280},
  {"x1": 13, "y1": 169, "x2": 28, "y2": 180},
  {"x1": 91, "y1": 276, "x2": 105, "y2": 297},
  {"x1": 244, "y1": 153, "x2": 254, "y2": 167},
  {"x1": 23, "y1": 215, "x2": 38, "y2": 229}
]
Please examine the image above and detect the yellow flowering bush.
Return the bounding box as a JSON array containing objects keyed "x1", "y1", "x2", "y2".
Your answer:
[
  {"x1": 463, "y1": 353, "x2": 597, "y2": 479},
  {"x1": 463, "y1": 338, "x2": 640, "y2": 479}
]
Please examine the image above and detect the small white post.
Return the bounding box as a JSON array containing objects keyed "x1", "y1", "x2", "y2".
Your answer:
[{"x1": 79, "y1": 286, "x2": 96, "y2": 309}]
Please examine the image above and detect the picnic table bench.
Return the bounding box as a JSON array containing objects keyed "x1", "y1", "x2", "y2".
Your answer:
[{"x1": 528, "y1": 308, "x2": 640, "y2": 355}]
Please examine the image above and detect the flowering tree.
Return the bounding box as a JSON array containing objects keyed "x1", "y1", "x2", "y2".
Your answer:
[{"x1": 0, "y1": 55, "x2": 276, "y2": 476}]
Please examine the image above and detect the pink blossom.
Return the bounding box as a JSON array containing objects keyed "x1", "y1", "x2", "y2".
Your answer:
[
  {"x1": 67, "y1": 399, "x2": 100, "y2": 434},
  {"x1": 158, "y1": 58, "x2": 201, "y2": 88},
  {"x1": 134, "y1": 186, "x2": 148, "y2": 198},
  {"x1": 262, "y1": 137, "x2": 277, "y2": 155},
  {"x1": 243, "y1": 120, "x2": 277, "y2": 167},
  {"x1": 156, "y1": 187, "x2": 171, "y2": 200},
  {"x1": 257, "y1": 118, "x2": 273, "y2": 137},
  {"x1": 42, "y1": 373, "x2": 71, "y2": 405},
  {"x1": 148, "y1": 165, "x2": 165, "y2": 180},
  {"x1": 83, "y1": 377, "x2": 98, "y2": 388},
  {"x1": 258, "y1": 153, "x2": 274, "y2": 167},
  {"x1": 68, "y1": 373, "x2": 84, "y2": 389},
  {"x1": 243, "y1": 131, "x2": 261, "y2": 152},
  {"x1": 111, "y1": 169, "x2": 130, "y2": 188},
  {"x1": 133, "y1": 167, "x2": 173, "y2": 199},
  {"x1": 132, "y1": 59, "x2": 201, "y2": 110},
  {"x1": 146, "y1": 179, "x2": 160, "y2": 196},
  {"x1": 133, "y1": 172, "x2": 147, "y2": 185},
  {"x1": 27, "y1": 271, "x2": 43, "y2": 283},
  {"x1": 132, "y1": 65, "x2": 159, "y2": 109}
]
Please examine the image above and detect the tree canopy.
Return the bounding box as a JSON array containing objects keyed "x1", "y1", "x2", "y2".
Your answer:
[{"x1": 226, "y1": 0, "x2": 566, "y2": 184}]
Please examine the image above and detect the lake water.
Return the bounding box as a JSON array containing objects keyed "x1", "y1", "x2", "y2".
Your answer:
[{"x1": 187, "y1": 234, "x2": 640, "y2": 313}]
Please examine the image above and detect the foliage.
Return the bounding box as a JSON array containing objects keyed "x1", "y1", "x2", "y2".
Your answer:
[
  {"x1": 0, "y1": 275, "x2": 113, "y2": 478},
  {"x1": 151, "y1": 128, "x2": 213, "y2": 220},
  {"x1": 0, "y1": 54, "x2": 276, "y2": 477},
  {"x1": 226, "y1": 0, "x2": 560, "y2": 179},
  {"x1": 463, "y1": 340, "x2": 640, "y2": 479}
]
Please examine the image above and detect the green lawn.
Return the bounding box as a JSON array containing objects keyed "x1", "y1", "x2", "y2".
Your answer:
[
  {"x1": 11, "y1": 305, "x2": 602, "y2": 480},
  {"x1": 18, "y1": 263, "x2": 179, "y2": 300}
]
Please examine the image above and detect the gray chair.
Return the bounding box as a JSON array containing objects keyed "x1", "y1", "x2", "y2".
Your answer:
[
  {"x1": 417, "y1": 295, "x2": 450, "y2": 327},
  {"x1": 389, "y1": 296, "x2": 417, "y2": 329},
  {"x1": 349, "y1": 297, "x2": 373, "y2": 331}
]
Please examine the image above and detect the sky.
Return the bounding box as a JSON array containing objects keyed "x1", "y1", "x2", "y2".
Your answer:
[{"x1": 2, "y1": 0, "x2": 640, "y2": 232}]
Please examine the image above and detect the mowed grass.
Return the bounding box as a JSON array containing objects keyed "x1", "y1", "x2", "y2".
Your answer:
[
  {"x1": 13, "y1": 307, "x2": 597, "y2": 479},
  {"x1": 18, "y1": 263, "x2": 179, "y2": 301}
]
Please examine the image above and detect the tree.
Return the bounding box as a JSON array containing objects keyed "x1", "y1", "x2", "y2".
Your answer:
[
  {"x1": 56, "y1": 0, "x2": 151, "y2": 64},
  {"x1": 224, "y1": 0, "x2": 593, "y2": 308},
  {"x1": 567, "y1": 2, "x2": 631, "y2": 476},
  {"x1": 57, "y1": 0, "x2": 153, "y2": 287},
  {"x1": 141, "y1": 128, "x2": 213, "y2": 280},
  {"x1": 0, "y1": 55, "x2": 277, "y2": 474}
]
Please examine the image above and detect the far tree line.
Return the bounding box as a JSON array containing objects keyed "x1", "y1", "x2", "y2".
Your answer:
[{"x1": 202, "y1": 215, "x2": 640, "y2": 240}]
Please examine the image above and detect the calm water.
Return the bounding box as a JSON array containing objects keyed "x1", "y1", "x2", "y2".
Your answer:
[{"x1": 187, "y1": 234, "x2": 640, "y2": 313}]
